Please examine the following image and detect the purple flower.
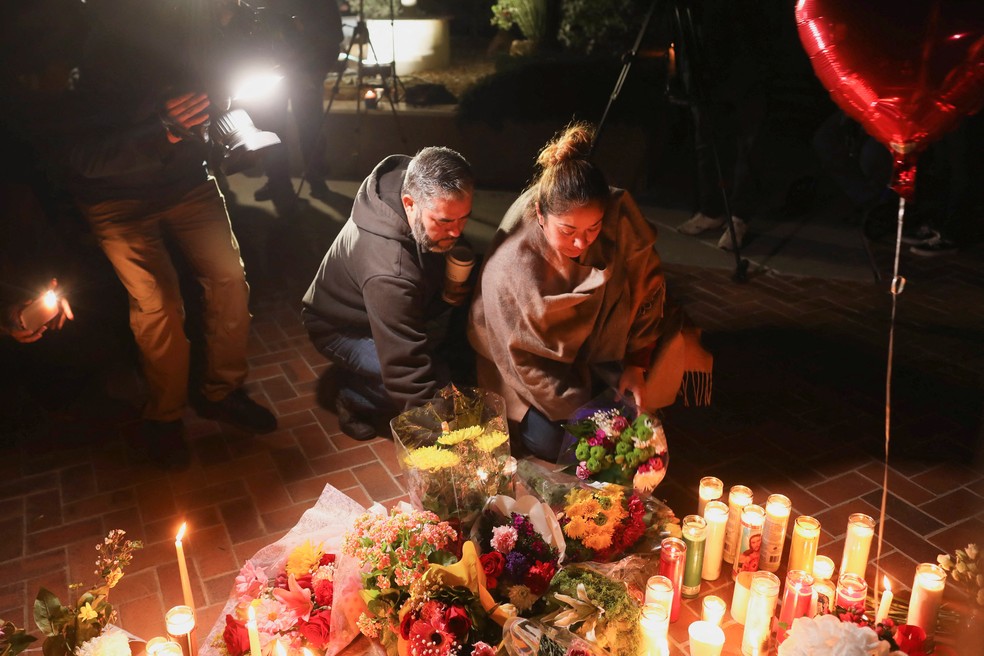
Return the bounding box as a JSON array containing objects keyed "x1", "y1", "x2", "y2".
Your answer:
[{"x1": 505, "y1": 551, "x2": 531, "y2": 580}]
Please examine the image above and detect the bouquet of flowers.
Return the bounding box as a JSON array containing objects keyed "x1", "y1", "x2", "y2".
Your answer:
[
  {"x1": 515, "y1": 459, "x2": 679, "y2": 563},
  {"x1": 540, "y1": 565, "x2": 641, "y2": 656},
  {"x1": 32, "y1": 529, "x2": 142, "y2": 656},
  {"x1": 395, "y1": 541, "x2": 510, "y2": 656},
  {"x1": 778, "y1": 614, "x2": 954, "y2": 656},
  {"x1": 500, "y1": 617, "x2": 608, "y2": 656},
  {"x1": 472, "y1": 495, "x2": 565, "y2": 616},
  {"x1": 938, "y1": 543, "x2": 983, "y2": 607},
  {"x1": 343, "y1": 503, "x2": 460, "y2": 654},
  {"x1": 391, "y1": 386, "x2": 514, "y2": 531},
  {"x1": 559, "y1": 395, "x2": 668, "y2": 495},
  {"x1": 201, "y1": 485, "x2": 367, "y2": 656}
]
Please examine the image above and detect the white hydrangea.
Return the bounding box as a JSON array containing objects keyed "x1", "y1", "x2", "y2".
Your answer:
[
  {"x1": 778, "y1": 615, "x2": 900, "y2": 656},
  {"x1": 76, "y1": 627, "x2": 132, "y2": 656}
]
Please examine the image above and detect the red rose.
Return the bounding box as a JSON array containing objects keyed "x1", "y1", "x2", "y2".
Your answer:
[
  {"x1": 442, "y1": 604, "x2": 471, "y2": 640},
  {"x1": 297, "y1": 608, "x2": 332, "y2": 650},
  {"x1": 895, "y1": 625, "x2": 928, "y2": 655},
  {"x1": 524, "y1": 560, "x2": 557, "y2": 595},
  {"x1": 480, "y1": 551, "x2": 505, "y2": 579},
  {"x1": 486, "y1": 575, "x2": 498, "y2": 590},
  {"x1": 222, "y1": 614, "x2": 251, "y2": 656}
]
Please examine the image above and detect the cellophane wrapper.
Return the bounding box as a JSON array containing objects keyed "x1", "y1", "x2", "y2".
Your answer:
[
  {"x1": 390, "y1": 385, "x2": 513, "y2": 532},
  {"x1": 200, "y1": 484, "x2": 367, "y2": 656}
]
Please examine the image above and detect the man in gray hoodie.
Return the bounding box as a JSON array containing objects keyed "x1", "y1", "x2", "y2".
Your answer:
[{"x1": 301, "y1": 147, "x2": 474, "y2": 439}]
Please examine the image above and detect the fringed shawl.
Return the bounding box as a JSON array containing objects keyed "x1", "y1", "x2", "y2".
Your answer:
[{"x1": 468, "y1": 188, "x2": 712, "y2": 423}]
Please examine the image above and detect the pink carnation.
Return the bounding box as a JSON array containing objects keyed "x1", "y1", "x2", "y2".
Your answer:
[
  {"x1": 234, "y1": 560, "x2": 266, "y2": 603},
  {"x1": 575, "y1": 462, "x2": 591, "y2": 479},
  {"x1": 491, "y1": 525, "x2": 518, "y2": 554}
]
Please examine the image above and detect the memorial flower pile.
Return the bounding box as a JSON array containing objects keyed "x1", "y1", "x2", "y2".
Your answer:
[
  {"x1": 558, "y1": 486, "x2": 649, "y2": 563},
  {"x1": 562, "y1": 407, "x2": 668, "y2": 494},
  {"x1": 221, "y1": 540, "x2": 338, "y2": 655},
  {"x1": 343, "y1": 507, "x2": 460, "y2": 652}
]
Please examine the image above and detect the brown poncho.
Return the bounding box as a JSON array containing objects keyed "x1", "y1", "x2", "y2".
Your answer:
[{"x1": 468, "y1": 188, "x2": 712, "y2": 423}]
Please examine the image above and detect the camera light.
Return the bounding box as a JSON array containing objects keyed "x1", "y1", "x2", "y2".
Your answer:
[
  {"x1": 232, "y1": 71, "x2": 284, "y2": 102},
  {"x1": 42, "y1": 290, "x2": 58, "y2": 309}
]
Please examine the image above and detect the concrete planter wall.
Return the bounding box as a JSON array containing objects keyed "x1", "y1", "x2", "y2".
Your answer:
[{"x1": 341, "y1": 17, "x2": 451, "y2": 75}]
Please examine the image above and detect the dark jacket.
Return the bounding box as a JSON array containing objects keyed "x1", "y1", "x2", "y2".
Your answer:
[{"x1": 301, "y1": 155, "x2": 451, "y2": 410}]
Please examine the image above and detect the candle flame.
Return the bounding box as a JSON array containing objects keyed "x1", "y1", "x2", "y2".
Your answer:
[
  {"x1": 883, "y1": 576, "x2": 891, "y2": 591},
  {"x1": 176, "y1": 522, "x2": 187, "y2": 542}
]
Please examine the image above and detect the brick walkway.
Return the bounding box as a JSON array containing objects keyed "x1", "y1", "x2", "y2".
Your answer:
[{"x1": 1, "y1": 187, "x2": 981, "y2": 655}]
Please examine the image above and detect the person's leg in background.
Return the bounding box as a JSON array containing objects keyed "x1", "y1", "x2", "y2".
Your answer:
[{"x1": 290, "y1": 66, "x2": 333, "y2": 200}]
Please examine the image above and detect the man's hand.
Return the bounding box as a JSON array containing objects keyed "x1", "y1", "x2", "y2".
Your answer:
[
  {"x1": 162, "y1": 92, "x2": 210, "y2": 143},
  {"x1": 8, "y1": 279, "x2": 74, "y2": 343},
  {"x1": 618, "y1": 364, "x2": 647, "y2": 410}
]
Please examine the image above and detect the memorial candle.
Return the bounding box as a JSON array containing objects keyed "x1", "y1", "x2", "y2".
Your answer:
[
  {"x1": 174, "y1": 523, "x2": 196, "y2": 611},
  {"x1": 840, "y1": 513, "x2": 875, "y2": 580},
  {"x1": 645, "y1": 575, "x2": 675, "y2": 611},
  {"x1": 698, "y1": 477, "x2": 724, "y2": 516},
  {"x1": 701, "y1": 595, "x2": 727, "y2": 626},
  {"x1": 688, "y1": 621, "x2": 725, "y2": 656},
  {"x1": 730, "y1": 571, "x2": 754, "y2": 624},
  {"x1": 722, "y1": 485, "x2": 753, "y2": 565},
  {"x1": 788, "y1": 516, "x2": 821, "y2": 574},
  {"x1": 701, "y1": 501, "x2": 728, "y2": 581},
  {"x1": 682, "y1": 515, "x2": 707, "y2": 598},
  {"x1": 906, "y1": 563, "x2": 946, "y2": 640},
  {"x1": 875, "y1": 576, "x2": 893, "y2": 625},
  {"x1": 740, "y1": 572, "x2": 780, "y2": 656},
  {"x1": 777, "y1": 570, "x2": 814, "y2": 644},
  {"x1": 659, "y1": 537, "x2": 687, "y2": 622},
  {"x1": 246, "y1": 603, "x2": 262, "y2": 656},
  {"x1": 165, "y1": 605, "x2": 196, "y2": 656},
  {"x1": 640, "y1": 603, "x2": 670, "y2": 656},
  {"x1": 759, "y1": 494, "x2": 791, "y2": 572},
  {"x1": 812, "y1": 555, "x2": 835, "y2": 582},
  {"x1": 732, "y1": 504, "x2": 765, "y2": 579},
  {"x1": 835, "y1": 573, "x2": 868, "y2": 611}
]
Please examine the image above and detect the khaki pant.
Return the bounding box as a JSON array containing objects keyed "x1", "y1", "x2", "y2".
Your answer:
[{"x1": 81, "y1": 179, "x2": 251, "y2": 421}]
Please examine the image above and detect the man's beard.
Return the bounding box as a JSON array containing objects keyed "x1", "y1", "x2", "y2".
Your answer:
[{"x1": 411, "y1": 218, "x2": 456, "y2": 253}]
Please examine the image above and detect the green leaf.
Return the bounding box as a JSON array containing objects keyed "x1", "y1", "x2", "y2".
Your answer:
[{"x1": 33, "y1": 589, "x2": 66, "y2": 637}]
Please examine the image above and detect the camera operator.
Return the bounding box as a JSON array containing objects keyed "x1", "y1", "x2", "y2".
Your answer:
[
  {"x1": 238, "y1": 0, "x2": 344, "y2": 209},
  {"x1": 64, "y1": 0, "x2": 277, "y2": 468}
]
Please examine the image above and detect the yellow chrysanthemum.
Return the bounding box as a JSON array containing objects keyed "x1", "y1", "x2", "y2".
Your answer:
[
  {"x1": 404, "y1": 445, "x2": 461, "y2": 471},
  {"x1": 564, "y1": 516, "x2": 590, "y2": 539},
  {"x1": 286, "y1": 539, "x2": 323, "y2": 578},
  {"x1": 437, "y1": 425, "x2": 483, "y2": 445},
  {"x1": 475, "y1": 430, "x2": 509, "y2": 452},
  {"x1": 582, "y1": 530, "x2": 614, "y2": 552}
]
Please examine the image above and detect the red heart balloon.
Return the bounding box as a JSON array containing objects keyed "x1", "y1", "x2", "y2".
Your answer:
[{"x1": 796, "y1": 0, "x2": 984, "y2": 158}]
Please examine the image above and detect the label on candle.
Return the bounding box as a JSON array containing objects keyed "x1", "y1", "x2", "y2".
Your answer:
[
  {"x1": 760, "y1": 495, "x2": 791, "y2": 572},
  {"x1": 682, "y1": 531, "x2": 706, "y2": 597},
  {"x1": 732, "y1": 505, "x2": 765, "y2": 579}
]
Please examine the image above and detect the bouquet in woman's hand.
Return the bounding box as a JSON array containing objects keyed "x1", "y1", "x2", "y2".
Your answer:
[
  {"x1": 472, "y1": 495, "x2": 565, "y2": 616},
  {"x1": 559, "y1": 393, "x2": 668, "y2": 495}
]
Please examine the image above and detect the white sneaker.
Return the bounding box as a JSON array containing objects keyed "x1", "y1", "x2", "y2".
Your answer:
[
  {"x1": 677, "y1": 212, "x2": 726, "y2": 235},
  {"x1": 717, "y1": 217, "x2": 748, "y2": 251}
]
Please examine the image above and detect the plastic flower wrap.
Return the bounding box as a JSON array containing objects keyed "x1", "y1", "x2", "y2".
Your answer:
[
  {"x1": 500, "y1": 617, "x2": 608, "y2": 656},
  {"x1": 470, "y1": 495, "x2": 565, "y2": 616},
  {"x1": 558, "y1": 393, "x2": 668, "y2": 495},
  {"x1": 540, "y1": 565, "x2": 642, "y2": 656},
  {"x1": 391, "y1": 385, "x2": 514, "y2": 531},
  {"x1": 395, "y1": 541, "x2": 510, "y2": 656},
  {"x1": 343, "y1": 503, "x2": 460, "y2": 654},
  {"x1": 779, "y1": 615, "x2": 903, "y2": 656},
  {"x1": 515, "y1": 459, "x2": 680, "y2": 563},
  {"x1": 201, "y1": 485, "x2": 367, "y2": 656}
]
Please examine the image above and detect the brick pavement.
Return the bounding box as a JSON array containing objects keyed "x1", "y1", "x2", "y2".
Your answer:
[{"x1": 1, "y1": 192, "x2": 981, "y2": 655}]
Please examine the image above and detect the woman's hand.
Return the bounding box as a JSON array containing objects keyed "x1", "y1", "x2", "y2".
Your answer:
[{"x1": 618, "y1": 364, "x2": 647, "y2": 409}]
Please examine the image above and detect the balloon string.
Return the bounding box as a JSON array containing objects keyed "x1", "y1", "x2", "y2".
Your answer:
[{"x1": 875, "y1": 196, "x2": 907, "y2": 604}]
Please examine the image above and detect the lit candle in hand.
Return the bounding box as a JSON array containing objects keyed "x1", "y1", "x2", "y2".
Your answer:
[{"x1": 875, "y1": 576, "x2": 893, "y2": 624}]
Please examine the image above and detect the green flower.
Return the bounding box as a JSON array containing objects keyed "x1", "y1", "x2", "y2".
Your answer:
[
  {"x1": 589, "y1": 446, "x2": 606, "y2": 460},
  {"x1": 586, "y1": 457, "x2": 602, "y2": 473},
  {"x1": 615, "y1": 442, "x2": 631, "y2": 456},
  {"x1": 575, "y1": 443, "x2": 591, "y2": 461}
]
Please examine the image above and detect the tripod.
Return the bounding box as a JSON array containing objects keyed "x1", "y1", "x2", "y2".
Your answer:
[
  {"x1": 294, "y1": 0, "x2": 407, "y2": 201},
  {"x1": 591, "y1": 0, "x2": 750, "y2": 282}
]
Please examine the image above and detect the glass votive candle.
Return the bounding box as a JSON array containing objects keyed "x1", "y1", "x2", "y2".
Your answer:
[
  {"x1": 722, "y1": 485, "x2": 753, "y2": 565},
  {"x1": 640, "y1": 603, "x2": 670, "y2": 656},
  {"x1": 788, "y1": 516, "x2": 821, "y2": 574},
  {"x1": 659, "y1": 537, "x2": 687, "y2": 622},
  {"x1": 840, "y1": 513, "x2": 875, "y2": 580},
  {"x1": 732, "y1": 504, "x2": 766, "y2": 579},
  {"x1": 730, "y1": 570, "x2": 754, "y2": 624},
  {"x1": 759, "y1": 493, "x2": 791, "y2": 572},
  {"x1": 645, "y1": 574, "x2": 675, "y2": 611},
  {"x1": 698, "y1": 476, "x2": 724, "y2": 515},
  {"x1": 777, "y1": 570, "x2": 814, "y2": 644},
  {"x1": 682, "y1": 515, "x2": 708, "y2": 598},
  {"x1": 741, "y1": 571, "x2": 781, "y2": 656},
  {"x1": 701, "y1": 595, "x2": 727, "y2": 626},
  {"x1": 701, "y1": 500, "x2": 729, "y2": 581},
  {"x1": 835, "y1": 573, "x2": 868, "y2": 611},
  {"x1": 906, "y1": 563, "x2": 947, "y2": 640},
  {"x1": 165, "y1": 605, "x2": 196, "y2": 656},
  {"x1": 688, "y1": 620, "x2": 725, "y2": 656},
  {"x1": 813, "y1": 555, "x2": 835, "y2": 582},
  {"x1": 152, "y1": 643, "x2": 183, "y2": 656}
]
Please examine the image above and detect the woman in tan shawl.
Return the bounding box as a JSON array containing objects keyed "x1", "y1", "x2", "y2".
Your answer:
[{"x1": 468, "y1": 123, "x2": 711, "y2": 459}]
